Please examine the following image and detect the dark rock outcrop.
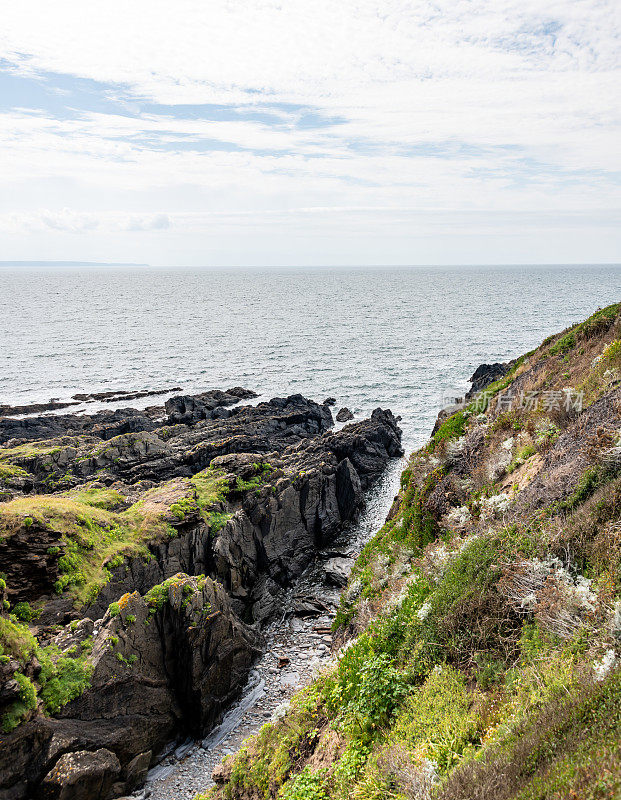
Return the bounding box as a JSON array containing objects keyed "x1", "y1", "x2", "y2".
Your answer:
[
  {"x1": 40, "y1": 748, "x2": 121, "y2": 800},
  {"x1": 0, "y1": 575, "x2": 261, "y2": 800},
  {"x1": 0, "y1": 408, "x2": 159, "y2": 447},
  {"x1": 336, "y1": 407, "x2": 354, "y2": 422},
  {"x1": 0, "y1": 400, "x2": 80, "y2": 416},
  {"x1": 323, "y1": 556, "x2": 354, "y2": 586},
  {"x1": 465, "y1": 362, "x2": 512, "y2": 399},
  {"x1": 164, "y1": 388, "x2": 257, "y2": 424},
  {"x1": 0, "y1": 387, "x2": 257, "y2": 446},
  {"x1": 1, "y1": 395, "x2": 334, "y2": 490},
  {"x1": 0, "y1": 389, "x2": 402, "y2": 800},
  {"x1": 82, "y1": 408, "x2": 402, "y2": 622},
  {"x1": 72, "y1": 386, "x2": 182, "y2": 403}
]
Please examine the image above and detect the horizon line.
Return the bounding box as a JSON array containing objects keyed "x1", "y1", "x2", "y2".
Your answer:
[{"x1": 1, "y1": 261, "x2": 620, "y2": 269}]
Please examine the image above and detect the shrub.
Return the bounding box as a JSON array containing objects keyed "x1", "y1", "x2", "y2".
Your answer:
[
  {"x1": 12, "y1": 602, "x2": 39, "y2": 622},
  {"x1": 557, "y1": 465, "x2": 614, "y2": 514},
  {"x1": 438, "y1": 665, "x2": 621, "y2": 800},
  {"x1": 549, "y1": 331, "x2": 576, "y2": 356},
  {"x1": 387, "y1": 665, "x2": 478, "y2": 772},
  {"x1": 431, "y1": 412, "x2": 466, "y2": 448},
  {"x1": 282, "y1": 767, "x2": 328, "y2": 800},
  {"x1": 327, "y1": 642, "x2": 409, "y2": 738},
  {"x1": 38, "y1": 646, "x2": 93, "y2": 715},
  {"x1": 1, "y1": 672, "x2": 37, "y2": 732},
  {"x1": 0, "y1": 616, "x2": 37, "y2": 664}
]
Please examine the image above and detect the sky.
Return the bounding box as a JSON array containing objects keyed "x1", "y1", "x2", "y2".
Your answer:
[{"x1": 0, "y1": 0, "x2": 620, "y2": 266}]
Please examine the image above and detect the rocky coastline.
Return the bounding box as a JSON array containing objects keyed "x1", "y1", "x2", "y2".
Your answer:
[
  {"x1": 0, "y1": 390, "x2": 403, "y2": 800},
  {"x1": 203, "y1": 303, "x2": 621, "y2": 800}
]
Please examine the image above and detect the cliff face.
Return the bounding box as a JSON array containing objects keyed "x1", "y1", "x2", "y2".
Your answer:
[
  {"x1": 208, "y1": 303, "x2": 621, "y2": 800},
  {"x1": 0, "y1": 393, "x2": 402, "y2": 799},
  {"x1": 1, "y1": 575, "x2": 261, "y2": 800}
]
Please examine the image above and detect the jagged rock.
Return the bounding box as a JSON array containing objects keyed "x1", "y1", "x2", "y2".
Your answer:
[
  {"x1": 323, "y1": 397, "x2": 336, "y2": 407},
  {"x1": 293, "y1": 595, "x2": 331, "y2": 617},
  {"x1": 164, "y1": 388, "x2": 253, "y2": 424},
  {"x1": 250, "y1": 575, "x2": 281, "y2": 622},
  {"x1": 0, "y1": 392, "x2": 403, "y2": 800},
  {"x1": 124, "y1": 750, "x2": 151, "y2": 792},
  {"x1": 0, "y1": 387, "x2": 257, "y2": 445},
  {"x1": 72, "y1": 386, "x2": 181, "y2": 403},
  {"x1": 0, "y1": 522, "x2": 62, "y2": 603},
  {"x1": 1, "y1": 404, "x2": 402, "y2": 619},
  {"x1": 0, "y1": 399, "x2": 80, "y2": 416},
  {"x1": 0, "y1": 575, "x2": 261, "y2": 800},
  {"x1": 39, "y1": 748, "x2": 121, "y2": 800},
  {"x1": 336, "y1": 407, "x2": 354, "y2": 422},
  {"x1": 1, "y1": 395, "x2": 336, "y2": 490},
  {"x1": 465, "y1": 362, "x2": 512, "y2": 399},
  {"x1": 323, "y1": 557, "x2": 354, "y2": 586},
  {"x1": 0, "y1": 409, "x2": 158, "y2": 446}
]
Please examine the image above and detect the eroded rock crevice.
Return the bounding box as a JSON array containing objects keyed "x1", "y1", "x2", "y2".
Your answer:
[{"x1": 0, "y1": 391, "x2": 402, "y2": 800}]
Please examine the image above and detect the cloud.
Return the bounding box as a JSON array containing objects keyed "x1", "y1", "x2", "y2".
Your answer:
[
  {"x1": 0, "y1": 1, "x2": 619, "y2": 263},
  {"x1": 124, "y1": 213, "x2": 170, "y2": 231},
  {"x1": 40, "y1": 208, "x2": 99, "y2": 232},
  {"x1": 0, "y1": 209, "x2": 174, "y2": 234}
]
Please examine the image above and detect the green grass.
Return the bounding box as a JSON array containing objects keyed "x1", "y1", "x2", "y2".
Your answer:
[
  {"x1": 1, "y1": 672, "x2": 37, "y2": 732},
  {"x1": 549, "y1": 331, "x2": 577, "y2": 356},
  {"x1": 0, "y1": 470, "x2": 228, "y2": 606},
  {"x1": 190, "y1": 467, "x2": 230, "y2": 517},
  {"x1": 12, "y1": 601, "x2": 40, "y2": 622},
  {"x1": 143, "y1": 574, "x2": 209, "y2": 615},
  {"x1": 0, "y1": 440, "x2": 65, "y2": 463},
  {"x1": 0, "y1": 615, "x2": 38, "y2": 664},
  {"x1": 430, "y1": 411, "x2": 467, "y2": 449},
  {"x1": 0, "y1": 615, "x2": 93, "y2": 729},
  {"x1": 0, "y1": 463, "x2": 32, "y2": 482},
  {"x1": 64, "y1": 485, "x2": 126, "y2": 509},
  {"x1": 38, "y1": 643, "x2": 93, "y2": 714},
  {"x1": 506, "y1": 443, "x2": 537, "y2": 474},
  {"x1": 234, "y1": 462, "x2": 273, "y2": 494},
  {"x1": 548, "y1": 302, "x2": 621, "y2": 358},
  {"x1": 556, "y1": 464, "x2": 615, "y2": 514}
]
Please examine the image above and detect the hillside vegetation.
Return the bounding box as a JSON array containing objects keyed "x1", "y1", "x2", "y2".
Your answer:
[{"x1": 206, "y1": 303, "x2": 621, "y2": 800}]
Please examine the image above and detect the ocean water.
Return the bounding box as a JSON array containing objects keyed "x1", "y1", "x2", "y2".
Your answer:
[{"x1": 1, "y1": 264, "x2": 619, "y2": 452}]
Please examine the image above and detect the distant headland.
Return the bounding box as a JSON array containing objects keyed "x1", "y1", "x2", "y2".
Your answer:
[{"x1": 0, "y1": 260, "x2": 149, "y2": 267}]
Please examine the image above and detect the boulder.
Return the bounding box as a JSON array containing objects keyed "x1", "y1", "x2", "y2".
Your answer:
[
  {"x1": 293, "y1": 595, "x2": 331, "y2": 617},
  {"x1": 336, "y1": 407, "x2": 354, "y2": 422},
  {"x1": 124, "y1": 750, "x2": 151, "y2": 792},
  {"x1": 39, "y1": 748, "x2": 120, "y2": 800},
  {"x1": 465, "y1": 362, "x2": 513, "y2": 399},
  {"x1": 323, "y1": 557, "x2": 354, "y2": 586}
]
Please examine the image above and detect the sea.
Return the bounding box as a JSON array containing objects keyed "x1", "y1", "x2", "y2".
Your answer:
[{"x1": 1, "y1": 264, "x2": 619, "y2": 454}]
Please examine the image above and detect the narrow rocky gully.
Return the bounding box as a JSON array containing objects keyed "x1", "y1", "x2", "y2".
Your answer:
[{"x1": 143, "y1": 459, "x2": 404, "y2": 800}]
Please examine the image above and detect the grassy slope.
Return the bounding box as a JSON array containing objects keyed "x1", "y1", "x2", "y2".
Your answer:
[
  {"x1": 205, "y1": 303, "x2": 621, "y2": 800},
  {"x1": 0, "y1": 468, "x2": 229, "y2": 730},
  {"x1": 0, "y1": 468, "x2": 228, "y2": 606}
]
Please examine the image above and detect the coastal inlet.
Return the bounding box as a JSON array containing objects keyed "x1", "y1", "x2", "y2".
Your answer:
[{"x1": 0, "y1": 389, "x2": 403, "y2": 800}]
